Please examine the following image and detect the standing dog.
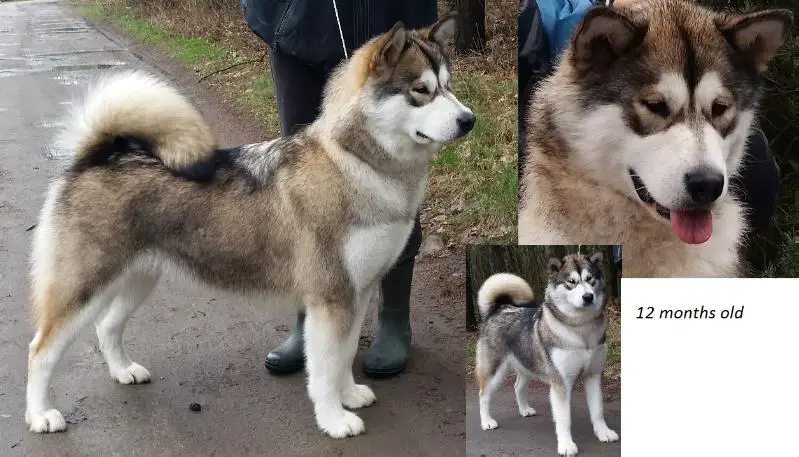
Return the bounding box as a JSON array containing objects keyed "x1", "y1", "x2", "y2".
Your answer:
[
  {"x1": 25, "y1": 15, "x2": 474, "y2": 438},
  {"x1": 475, "y1": 252, "x2": 617, "y2": 456},
  {"x1": 518, "y1": 0, "x2": 793, "y2": 277}
]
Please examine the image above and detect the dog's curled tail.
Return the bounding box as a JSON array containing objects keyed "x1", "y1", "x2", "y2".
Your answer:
[
  {"x1": 477, "y1": 273, "x2": 534, "y2": 319},
  {"x1": 58, "y1": 71, "x2": 217, "y2": 180}
]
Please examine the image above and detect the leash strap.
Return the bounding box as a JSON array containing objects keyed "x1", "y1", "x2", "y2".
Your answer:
[{"x1": 332, "y1": 0, "x2": 349, "y2": 60}]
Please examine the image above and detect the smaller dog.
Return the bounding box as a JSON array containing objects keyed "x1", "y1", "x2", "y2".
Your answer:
[{"x1": 475, "y1": 252, "x2": 617, "y2": 456}]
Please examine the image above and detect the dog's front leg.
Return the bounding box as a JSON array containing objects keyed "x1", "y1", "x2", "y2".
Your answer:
[
  {"x1": 584, "y1": 374, "x2": 619, "y2": 442},
  {"x1": 339, "y1": 287, "x2": 377, "y2": 410},
  {"x1": 550, "y1": 382, "x2": 578, "y2": 456},
  {"x1": 304, "y1": 300, "x2": 365, "y2": 438}
]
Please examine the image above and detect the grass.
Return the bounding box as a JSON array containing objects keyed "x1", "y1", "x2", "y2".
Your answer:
[
  {"x1": 72, "y1": 0, "x2": 517, "y2": 246},
  {"x1": 79, "y1": 4, "x2": 233, "y2": 67}
]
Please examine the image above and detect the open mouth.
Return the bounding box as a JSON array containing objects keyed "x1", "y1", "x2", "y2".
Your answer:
[{"x1": 628, "y1": 169, "x2": 714, "y2": 245}]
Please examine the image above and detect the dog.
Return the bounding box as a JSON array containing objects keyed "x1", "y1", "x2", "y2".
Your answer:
[
  {"x1": 24, "y1": 14, "x2": 474, "y2": 438},
  {"x1": 518, "y1": 0, "x2": 793, "y2": 277},
  {"x1": 475, "y1": 252, "x2": 617, "y2": 456}
]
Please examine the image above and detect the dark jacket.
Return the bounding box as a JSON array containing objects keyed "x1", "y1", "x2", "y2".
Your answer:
[
  {"x1": 241, "y1": 0, "x2": 437, "y2": 69},
  {"x1": 518, "y1": 0, "x2": 551, "y2": 179}
]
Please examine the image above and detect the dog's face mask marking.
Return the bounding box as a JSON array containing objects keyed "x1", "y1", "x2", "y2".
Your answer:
[
  {"x1": 369, "y1": 15, "x2": 474, "y2": 145},
  {"x1": 564, "y1": 1, "x2": 792, "y2": 244},
  {"x1": 547, "y1": 252, "x2": 606, "y2": 313}
]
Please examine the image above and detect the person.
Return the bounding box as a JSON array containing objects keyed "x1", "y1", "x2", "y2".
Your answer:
[
  {"x1": 518, "y1": 0, "x2": 781, "y2": 251},
  {"x1": 241, "y1": 1, "x2": 438, "y2": 378}
]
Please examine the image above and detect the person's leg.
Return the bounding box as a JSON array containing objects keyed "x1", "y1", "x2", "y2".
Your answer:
[
  {"x1": 264, "y1": 49, "x2": 328, "y2": 374},
  {"x1": 362, "y1": 217, "x2": 422, "y2": 378}
]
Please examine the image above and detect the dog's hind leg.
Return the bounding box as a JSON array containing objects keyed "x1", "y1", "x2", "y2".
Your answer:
[
  {"x1": 95, "y1": 272, "x2": 158, "y2": 385},
  {"x1": 513, "y1": 370, "x2": 536, "y2": 417},
  {"x1": 550, "y1": 382, "x2": 578, "y2": 457},
  {"x1": 26, "y1": 282, "x2": 116, "y2": 433},
  {"x1": 304, "y1": 298, "x2": 365, "y2": 438},
  {"x1": 584, "y1": 374, "x2": 619, "y2": 443},
  {"x1": 476, "y1": 348, "x2": 506, "y2": 430},
  {"x1": 339, "y1": 287, "x2": 376, "y2": 410}
]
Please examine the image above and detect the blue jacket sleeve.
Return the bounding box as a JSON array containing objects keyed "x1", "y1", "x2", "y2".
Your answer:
[{"x1": 536, "y1": 0, "x2": 595, "y2": 57}]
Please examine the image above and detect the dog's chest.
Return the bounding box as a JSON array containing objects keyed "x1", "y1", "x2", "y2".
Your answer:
[
  {"x1": 342, "y1": 221, "x2": 414, "y2": 290},
  {"x1": 550, "y1": 346, "x2": 605, "y2": 380}
]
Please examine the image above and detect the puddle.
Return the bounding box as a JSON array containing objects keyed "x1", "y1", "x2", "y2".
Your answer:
[
  {"x1": 52, "y1": 63, "x2": 125, "y2": 72},
  {"x1": 44, "y1": 144, "x2": 68, "y2": 160},
  {"x1": 33, "y1": 26, "x2": 93, "y2": 34},
  {"x1": 0, "y1": 61, "x2": 126, "y2": 78},
  {"x1": 31, "y1": 120, "x2": 63, "y2": 129}
]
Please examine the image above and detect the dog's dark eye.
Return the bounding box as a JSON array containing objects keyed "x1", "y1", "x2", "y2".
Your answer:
[
  {"x1": 642, "y1": 99, "x2": 670, "y2": 117},
  {"x1": 585, "y1": 275, "x2": 593, "y2": 282},
  {"x1": 711, "y1": 101, "x2": 729, "y2": 117},
  {"x1": 412, "y1": 85, "x2": 431, "y2": 95},
  {"x1": 567, "y1": 278, "x2": 578, "y2": 285}
]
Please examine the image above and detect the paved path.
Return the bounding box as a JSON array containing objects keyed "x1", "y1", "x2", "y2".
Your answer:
[
  {"x1": 466, "y1": 382, "x2": 621, "y2": 457},
  {"x1": 0, "y1": 2, "x2": 466, "y2": 455}
]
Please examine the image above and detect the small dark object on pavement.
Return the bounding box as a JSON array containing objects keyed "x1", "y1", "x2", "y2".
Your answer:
[{"x1": 189, "y1": 402, "x2": 202, "y2": 412}]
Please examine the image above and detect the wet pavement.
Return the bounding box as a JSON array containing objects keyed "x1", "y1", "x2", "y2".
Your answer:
[{"x1": 0, "y1": 1, "x2": 466, "y2": 456}]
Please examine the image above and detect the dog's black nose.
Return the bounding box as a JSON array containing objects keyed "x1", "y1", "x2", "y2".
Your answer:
[
  {"x1": 582, "y1": 293, "x2": 594, "y2": 304},
  {"x1": 684, "y1": 168, "x2": 724, "y2": 204},
  {"x1": 457, "y1": 113, "x2": 475, "y2": 134}
]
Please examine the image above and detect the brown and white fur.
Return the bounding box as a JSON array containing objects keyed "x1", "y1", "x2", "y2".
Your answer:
[
  {"x1": 518, "y1": 0, "x2": 793, "y2": 277},
  {"x1": 25, "y1": 15, "x2": 473, "y2": 438}
]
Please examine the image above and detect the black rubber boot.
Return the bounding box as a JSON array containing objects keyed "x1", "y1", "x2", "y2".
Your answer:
[
  {"x1": 362, "y1": 217, "x2": 421, "y2": 378},
  {"x1": 264, "y1": 312, "x2": 305, "y2": 375},
  {"x1": 362, "y1": 258, "x2": 414, "y2": 378}
]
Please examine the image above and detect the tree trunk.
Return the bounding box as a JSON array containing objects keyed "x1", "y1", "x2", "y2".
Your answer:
[{"x1": 455, "y1": 0, "x2": 486, "y2": 53}]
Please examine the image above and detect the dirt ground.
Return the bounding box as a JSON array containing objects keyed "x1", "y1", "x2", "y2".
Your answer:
[{"x1": 0, "y1": 1, "x2": 466, "y2": 456}]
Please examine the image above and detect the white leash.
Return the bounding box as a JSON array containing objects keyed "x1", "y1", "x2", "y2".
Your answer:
[{"x1": 332, "y1": 0, "x2": 348, "y2": 60}]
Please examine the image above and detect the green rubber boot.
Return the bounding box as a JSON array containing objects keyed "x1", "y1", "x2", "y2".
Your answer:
[
  {"x1": 362, "y1": 259, "x2": 414, "y2": 378},
  {"x1": 264, "y1": 312, "x2": 305, "y2": 375}
]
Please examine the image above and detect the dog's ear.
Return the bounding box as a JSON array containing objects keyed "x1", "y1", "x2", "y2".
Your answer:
[
  {"x1": 589, "y1": 251, "x2": 604, "y2": 265},
  {"x1": 570, "y1": 7, "x2": 646, "y2": 74},
  {"x1": 373, "y1": 22, "x2": 407, "y2": 72},
  {"x1": 716, "y1": 9, "x2": 793, "y2": 73},
  {"x1": 422, "y1": 11, "x2": 457, "y2": 48},
  {"x1": 547, "y1": 257, "x2": 563, "y2": 274}
]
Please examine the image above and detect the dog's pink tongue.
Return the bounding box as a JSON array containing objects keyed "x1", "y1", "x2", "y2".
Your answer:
[{"x1": 670, "y1": 209, "x2": 713, "y2": 244}]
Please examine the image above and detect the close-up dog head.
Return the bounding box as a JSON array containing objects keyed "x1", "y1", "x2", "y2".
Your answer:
[
  {"x1": 550, "y1": 0, "x2": 792, "y2": 244},
  {"x1": 546, "y1": 252, "x2": 606, "y2": 314},
  {"x1": 326, "y1": 13, "x2": 474, "y2": 148}
]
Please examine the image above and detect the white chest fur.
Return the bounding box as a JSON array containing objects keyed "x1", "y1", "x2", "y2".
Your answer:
[
  {"x1": 343, "y1": 221, "x2": 415, "y2": 290},
  {"x1": 550, "y1": 346, "x2": 608, "y2": 382}
]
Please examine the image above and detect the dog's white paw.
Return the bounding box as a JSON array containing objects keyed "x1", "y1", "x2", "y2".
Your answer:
[
  {"x1": 26, "y1": 409, "x2": 67, "y2": 433},
  {"x1": 481, "y1": 418, "x2": 498, "y2": 430},
  {"x1": 342, "y1": 384, "x2": 376, "y2": 409},
  {"x1": 558, "y1": 440, "x2": 578, "y2": 456},
  {"x1": 518, "y1": 405, "x2": 537, "y2": 417},
  {"x1": 317, "y1": 409, "x2": 365, "y2": 438},
  {"x1": 594, "y1": 425, "x2": 619, "y2": 442},
  {"x1": 112, "y1": 362, "x2": 151, "y2": 384}
]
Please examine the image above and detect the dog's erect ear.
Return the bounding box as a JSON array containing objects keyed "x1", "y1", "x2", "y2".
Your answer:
[
  {"x1": 422, "y1": 11, "x2": 457, "y2": 48},
  {"x1": 548, "y1": 257, "x2": 563, "y2": 274},
  {"x1": 373, "y1": 22, "x2": 407, "y2": 71},
  {"x1": 589, "y1": 251, "x2": 604, "y2": 265},
  {"x1": 717, "y1": 9, "x2": 793, "y2": 73},
  {"x1": 570, "y1": 7, "x2": 646, "y2": 74}
]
